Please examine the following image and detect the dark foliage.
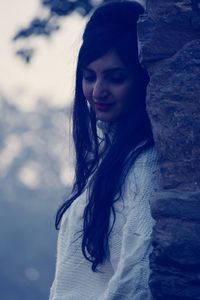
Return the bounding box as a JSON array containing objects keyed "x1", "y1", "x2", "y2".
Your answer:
[
  {"x1": 13, "y1": 0, "x2": 99, "y2": 40},
  {"x1": 13, "y1": 0, "x2": 107, "y2": 63},
  {"x1": 13, "y1": 17, "x2": 60, "y2": 41}
]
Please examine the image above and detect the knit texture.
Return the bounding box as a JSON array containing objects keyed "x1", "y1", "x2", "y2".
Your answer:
[{"x1": 50, "y1": 146, "x2": 159, "y2": 300}]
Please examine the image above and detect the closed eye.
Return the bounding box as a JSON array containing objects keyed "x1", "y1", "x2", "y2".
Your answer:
[
  {"x1": 107, "y1": 74, "x2": 127, "y2": 84},
  {"x1": 82, "y1": 68, "x2": 129, "y2": 84},
  {"x1": 82, "y1": 70, "x2": 96, "y2": 83},
  {"x1": 83, "y1": 75, "x2": 96, "y2": 83},
  {"x1": 101, "y1": 68, "x2": 128, "y2": 84}
]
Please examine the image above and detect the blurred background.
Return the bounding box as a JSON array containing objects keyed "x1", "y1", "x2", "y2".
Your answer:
[{"x1": 0, "y1": 0, "x2": 143, "y2": 299}]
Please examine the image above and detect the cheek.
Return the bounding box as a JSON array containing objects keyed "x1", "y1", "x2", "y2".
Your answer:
[
  {"x1": 82, "y1": 81, "x2": 92, "y2": 100},
  {"x1": 117, "y1": 85, "x2": 135, "y2": 113},
  {"x1": 117, "y1": 84, "x2": 135, "y2": 103},
  {"x1": 82, "y1": 81, "x2": 94, "y2": 110}
]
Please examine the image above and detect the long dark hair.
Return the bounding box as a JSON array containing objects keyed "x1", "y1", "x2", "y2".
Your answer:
[{"x1": 56, "y1": 1, "x2": 154, "y2": 271}]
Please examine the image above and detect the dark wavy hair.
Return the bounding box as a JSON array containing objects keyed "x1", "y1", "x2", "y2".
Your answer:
[{"x1": 56, "y1": 0, "x2": 154, "y2": 271}]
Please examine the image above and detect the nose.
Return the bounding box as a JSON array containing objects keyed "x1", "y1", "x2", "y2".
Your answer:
[{"x1": 93, "y1": 80, "x2": 109, "y2": 101}]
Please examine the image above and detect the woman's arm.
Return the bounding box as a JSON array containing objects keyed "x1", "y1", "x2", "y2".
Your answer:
[{"x1": 101, "y1": 148, "x2": 159, "y2": 300}]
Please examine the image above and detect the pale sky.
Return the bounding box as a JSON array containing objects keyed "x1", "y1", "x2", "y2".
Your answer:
[
  {"x1": 0, "y1": 0, "x2": 86, "y2": 111},
  {"x1": 0, "y1": 0, "x2": 145, "y2": 111},
  {"x1": 0, "y1": 0, "x2": 145, "y2": 187}
]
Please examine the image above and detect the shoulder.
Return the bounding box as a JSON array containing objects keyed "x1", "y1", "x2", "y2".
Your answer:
[
  {"x1": 134, "y1": 144, "x2": 158, "y2": 169},
  {"x1": 123, "y1": 145, "x2": 160, "y2": 206},
  {"x1": 128, "y1": 145, "x2": 159, "y2": 182},
  {"x1": 114, "y1": 145, "x2": 158, "y2": 235}
]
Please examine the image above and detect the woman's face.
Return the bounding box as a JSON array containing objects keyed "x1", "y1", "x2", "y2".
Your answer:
[{"x1": 82, "y1": 50, "x2": 137, "y2": 122}]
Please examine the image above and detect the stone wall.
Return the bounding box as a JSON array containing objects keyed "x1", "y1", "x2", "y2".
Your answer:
[{"x1": 138, "y1": 1, "x2": 200, "y2": 299}]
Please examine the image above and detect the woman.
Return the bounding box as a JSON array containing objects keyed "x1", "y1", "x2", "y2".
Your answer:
[{"x1": 50, "y1": 1, "x2": 159, "y2": 299}]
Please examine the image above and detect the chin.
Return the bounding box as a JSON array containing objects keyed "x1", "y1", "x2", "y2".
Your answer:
[
  {"x1": 96, "y1": 114, "x2": 115, "y2": 122},
  {"x1": 95, "y1": 110, "x2": 119, "y2": 122}
]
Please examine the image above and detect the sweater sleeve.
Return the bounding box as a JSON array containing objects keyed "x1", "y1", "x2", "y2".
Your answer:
[{"x1": 100, "y1": 148, "x2": 159, "y2": 300}]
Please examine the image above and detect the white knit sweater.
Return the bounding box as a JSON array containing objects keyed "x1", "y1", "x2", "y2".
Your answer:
[{"x1": 49, "y1": 146, "x2": 159, "y2": 300}]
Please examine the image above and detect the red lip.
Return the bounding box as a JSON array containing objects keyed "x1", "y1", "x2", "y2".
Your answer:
[{"x1": 94, "y1": 102, "x2": 114, "y2": 112}]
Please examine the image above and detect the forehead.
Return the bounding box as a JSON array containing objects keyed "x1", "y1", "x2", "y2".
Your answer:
[{"x1": 85, "y1": 50, "x2": 126, "y2": 71}]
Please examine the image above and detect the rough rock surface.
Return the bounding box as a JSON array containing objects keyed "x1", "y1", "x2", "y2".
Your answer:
[
  {"x1": 138, "y1": 0, "x2": 200, "y2": 66},
  {"x1": 138, "y1": 1, "x2": 200, "y2": 299},
  {"x1": 148, "y1": 39, "x2": 200, "y2": 190}
]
